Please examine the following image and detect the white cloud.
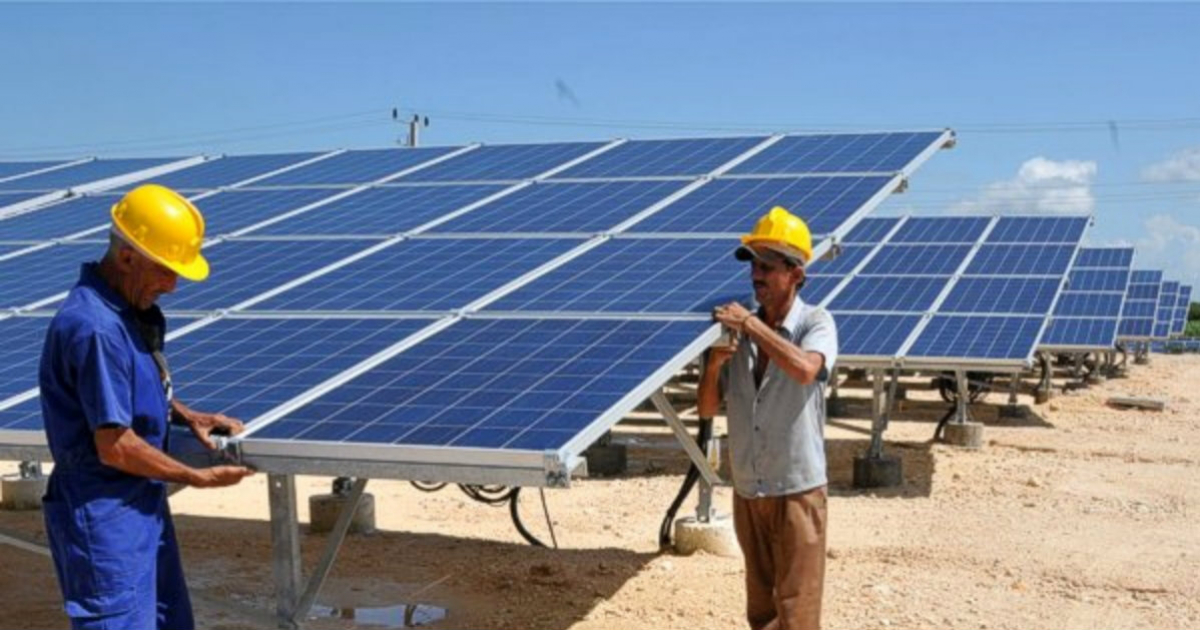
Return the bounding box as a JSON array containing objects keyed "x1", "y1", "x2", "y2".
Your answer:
[
  {"x1": 1141, "y1": 147, "x2": 1200, "y2": 182},
  {"x1": 951, "y1": 157, "x2": 1097, "y2": 215},
  {"x1": 1134, "y1": 214, "x2": 1200, "y2": 284}
]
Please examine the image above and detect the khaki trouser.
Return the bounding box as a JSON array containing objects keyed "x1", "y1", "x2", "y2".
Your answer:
[{"x1": 733, "y1": 486, "x2": 828, "y2": 630}]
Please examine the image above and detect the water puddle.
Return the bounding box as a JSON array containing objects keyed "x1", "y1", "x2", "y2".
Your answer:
[{"x1": 309, "y1": 602, "x2": 447, "y2": 628}]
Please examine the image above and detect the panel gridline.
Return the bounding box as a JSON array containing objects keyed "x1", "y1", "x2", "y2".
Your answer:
[
  {"x1": 0, "y1": 195, "x2": 117, "y2": 241},
  {"x1": 397, "y1": 142, "x2": 606, "y2": 183},
  {"x1": 1068, "y1": 269, "x2": 1131, "y2": 292},
  {"x1": 985, "y1": 217, "x2": 1089, "y2": 244},
  {"x1": 0, "y1": 317, "x2": 51, "y2": 400},
  {"x1": 1042, "y1": 318, "x2": 1118, "y2": 347},
  {"x1": 828, "y1": 277, "x2": 947, "y2": 313},
  {"x1": 842, "y1": 218, "x2": 900, "y2": 244},
  {"x1": 0, "y1": 158, "x2": 181, "y2": 191},
  {"x1": 253, "y1": 147, "x2": 459, "y2": 186},
  {"x1": 859, "y1": 244, "x2": 972, "y2": 276},
  {"x1": 484, "y1": 238, "x2": 747, "y2": 314},
  {"x1": 552, "y1": 136, "x2": 766, "y2": 179},
  {"x1": 939, "y1": 278, "x2": 1061, "y2": 315},
  {"x1": 132, "y1": 152, "x2": 322, "y2": 191},
  {"x1": 431, "y1": 180, "x2": 688, "y2": 234},
  {"x1": 1118, "y1": 270, "x2": 1163, "y2": 338},
  {"x1": 0, "y1": 243, "x2": 101, "y2": 309},
  {"x1": 729, "y1": 132, "x2": 945, "y2": 175},
  {"x1": 1053, "y1": 293, "x2": 1125, "y2": 317},
  {"x1": 888, "y1": 217, "x2": 990, "y2": 244},
  {"x1": 628, "y1": 175, "x2": 893, "y2": 236},
  {"x1": 192, "y1": 188, "x2": 350, "y2": 235},
  {"x1": 835, "y1": 314, "x2": 923, "y2": 357},
  {"x1": 807, "y1": 245, "x2": 874, "y2": 276},
  {"x1": 248, "y1": 318, "x2": 711, "y2": 452},
  {"x1": 171, "y1": 318, "x2": 433, "y2": 422},
  {"x1": 965, "y1": 245, "x2": 1076, "y2": 276},
  {"x1": 253, "y1": 184, "x2": 509, "y2": 236},
  {"x1": 0, "y1": 191, "x2": 50, "y2": 210},
  {"x1": 908, "y1": 316, "x2": 1045, "y2": 360},
  {"x1": 256, "y1": 238, "x2": 582, "y2": 312},
  {"x1": 0, "y1": 160, "x2": 71, "y2": 181},
  {"x1": 1074, "y1": 247, "x2": 1134, "y2": 269}
]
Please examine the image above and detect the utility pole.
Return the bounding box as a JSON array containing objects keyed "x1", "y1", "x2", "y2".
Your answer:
[{"x1": 392, "y1": 108, "x2": 430, "y2": 147}]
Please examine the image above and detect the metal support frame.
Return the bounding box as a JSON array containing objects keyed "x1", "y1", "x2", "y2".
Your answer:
[
  {"x1": 651, "y1": 390, "x2": 721, "y2": 491},
  {"x1": 952, "y1": 368, "x2": 972, "y2": 425},
  {"x1": 866, "y1": 369, "x2": 888, "y2": 459},
  {"x1": 18, "y1": 460, "x2": 42, "y2": 479}
]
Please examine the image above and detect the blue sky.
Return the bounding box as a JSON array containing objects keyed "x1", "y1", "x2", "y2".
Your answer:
[{"x1": 2, "y1": 3, "x2": 1198, "y2": 285}]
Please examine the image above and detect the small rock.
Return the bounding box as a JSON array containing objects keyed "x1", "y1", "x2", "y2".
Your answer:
[
  {"x1": 1026, "y1": 476, "x2": 1043, "y2": 488},
  {"x1": 1013, "y1": 580, "x2": 1028, "y2": 591},
  {"x1": 880, "y1": 618, "x2": 892, "y2": 627},
  {"x1": 660, "y1": 560, "x2": 675, "y2": 572},
  {"x1": 1049, "y1": 403, "x2": 1060, "y2": 411},
  {"x1": 826, "y1": 547, "x2": 841, "y2": 560}
]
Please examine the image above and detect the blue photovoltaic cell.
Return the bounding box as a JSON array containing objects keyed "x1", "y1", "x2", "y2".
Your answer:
[
  {"x1": 1121, "y1": 302, "x2": 1157, "y2": 318},
  {"x1": 965, "y1": 245, "x2": 1076, "y2": 276},
  {"x1": 828, "y1": 276, "x2": 947, "y2": 312},
  {"x1": 0, "y1": 243, "x2": 96, "y2": 309},
  {"x1": 986, "y1": 217, "x2": 1089, "y2": 244},
  {"x1": 159, "y1": 239, "x2": 375, "y2": 312},
  {"x1": 729, "y1": 132, "x2": 944, "y2": 175},
  {"x1": 397, "y1": 142, "x2": 606, "y2": 182},
  {"x1": 170, "y1": 318, "x2": 433, "y2": 421},
  {"x1": 0, "y1": 191, "x2": 51, "y2": 209},
  {"x1": 1153, "y1": 322, "x2": 1171, "y2": 338},
  {"x1": 1160, "y1": 281, "x2": 1180, "y2": 301},
  {"x1": 834, "y1": 314, "x2": 922, "y2": 357},
  {"x1": 552, "y1": 136, "x2": 766, "y2": 179},
  {"x1": 0, "y1": 245, "x2": 32, "y2": 257},
  {"x1": 1130, "y1": 270, "x2": 1163, "y2": 284},
  {"x1": 1053, "y1": 293, "x2": 1125, "y2": 317},
  {"x1": 842, "y1": 217, "x2": 900, "y2": 244},
  {"x1": 0, "y1": 160, "x2": 71, "y2": 181},
  {"x1": 0, "y1": 157, "x2": 181, "y2": 191},
  {"x1": 0, "y1": 317, "x2": 50, "y2": 400},
  {"x1": 432, "y1": 180, "x2": 687, "y2": 234},
  {"x1": 1118, "y1": 318, "x2": 1153, "y2": 338},
  {"x1": 484, "y1": 238, "x2": 746, "y2": 314},
  {"x1": 888, "y1": 217, "x2": 990, "y2": 244},
  {"x1": 253, "y1": 147, "x2": 459, "y2": 186},
  {"x1": 1075, "y1": 247, "x2": 1134, "y2": 269},
  {"x1": 257, "y1": 238, "x2": 581, "y2": 312},
  {"x1": 0, "y1": 196, "x2": 115, "y2": 241},
  {"x1": 1126, "y1": 284, "x2": 1161, "y2": 301},
  {"x1": 908, "y1": 315, "x2": 1045, "y2": 360},
  {"x1": 940, "y1": 278, "x2": 1061, "y2": 315},
  {"x1": 808, "y1": 245, "x2": 874, "y2": 276},
  {"x1": 248, "y1": 318, "x2": 710, "y2": 451},
  {"x1": 131, "y1": 152, "x2": 322, "y2": 190},
  {"x1": 801, "y1": 276, "x2": 844, "y2": 306},
  {"x1": 0, "y1": 397, "x2": 41, "y2": 432},
  {"x1": 192, "y1": 188, "x2": 349, "y2": 235},
  {"x1": 860, "y1": 244, "x2": 972, "y2": 276},
  {"x1": 630, "y1": 175, "x2": 892, "y2": 235},
  {"x1": 254, "y1": 184, "x2": 509, "y2": 236},
  {"x1": 1042, "y1": 318, "x2": 1117, "y2": 347},
  {"x1": 1068, "y1": 269, "x2": 1130, "y2": 292}
]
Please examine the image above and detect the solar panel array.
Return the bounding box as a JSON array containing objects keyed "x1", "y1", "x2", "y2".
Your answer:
[
  {"x1": 1118, "y1": 270, "x2": 1163, "y2": 340},
  {"x1": 1173, "y1": 285, "x2": 1193, "y2": 337},
  {"x1": 0, "y1": 131, "x2": 952, "y2": 483},
  {"x1": 1155, "y1": 281, "x2": 1180, "y2": 340},
  {"x1": 1040, "y1": 247, "x2": 1133, "y2": 349},
  {"x1": 812, "y1": 215, "x2": 1087, "y2": 368}
]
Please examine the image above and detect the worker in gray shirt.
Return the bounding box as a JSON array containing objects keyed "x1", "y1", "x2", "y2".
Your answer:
[{"x1": 699, "y1": 206, "x2": 838, "y2": 630}]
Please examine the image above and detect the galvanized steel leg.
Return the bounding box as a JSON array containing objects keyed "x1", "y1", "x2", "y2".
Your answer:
[
  {"x1": 268, "y1": 474, "x2": 301, "y2": 629},
  {"x1": 290, "y1": 478, "x2": 369, "y2": 625},
  {"x1": 867, "y1": 369, "x2": 887, "y2": 458}
]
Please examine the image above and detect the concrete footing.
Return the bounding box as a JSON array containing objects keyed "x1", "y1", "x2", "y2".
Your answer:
[
  {"x1": 673, "y1": 514, "x2": 740, "y2": 558},
  {"x1": 1086, "y1": 374, "x2": 1105, "y2": 386},
  {"x1": 1034, "y1": 388, "x2": 1053, "y2": 404},
  {"x1": 583, "y1": 443, "x2": 628, "y2": 477},
  {"x1": 308, "y1": 492, "x2": 376, "y2": 535},
  {"x1": 1, "y1": 475, "x2": 47, "y2": 510},
  {"x1": 999, "y1": 405, "x2": 1030, "y2": 420},
  {"x1": 942, "y1": 422, "x2": 984, "y2": 449},
  {"x1": 853, "y1": 454, "x2": 902, "y2": 489}
]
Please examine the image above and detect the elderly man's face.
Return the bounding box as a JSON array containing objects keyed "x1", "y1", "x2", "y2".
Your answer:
[
  {"x1": 116, "y1": 245, "x2": 179, "y2": 310},
  {"x1": 749, "y1": 249, "x2": 805, "y2": 306}
]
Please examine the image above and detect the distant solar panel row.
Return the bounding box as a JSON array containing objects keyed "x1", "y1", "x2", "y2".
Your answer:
[
  {"x1": 1041, "y1": 247, "x2": 1133, "y2": 349},
  {"x1": 1118, "y1": 269, "x2": 1163, "y2": 339}
]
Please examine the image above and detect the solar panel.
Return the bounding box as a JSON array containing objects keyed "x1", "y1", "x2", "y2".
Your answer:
[
  {"x1": 1131, "y1": 270, "x2": 1163, "y2": 284},
  {"x1": 986, "y1": 216, "x2": 1088, "y2": 244},
  {"x1": 483, "y1": 238, "x2": 746, "y2": 314},
  {"x1": 0, "y1": 157, "x2": 181, "y2": 191},
  {"x1": 1127, "y1": 284, "x2": 1161, "y2": 301},
  {"x1": 1039, "y1": 246, "x2": 1132, "y2": 349},
  {"x1": 160, "y1": 239, "x2": 378, "y2": 312},
  {"x1": 888, "y1": 217, "x2": 989, "y2": 243},
  {"x1": 0, "y1": 317, "x2": 49, "y2": 401},
  {"x1": 255, "y1": 238, "x2": 582, "y2": 312},
  {"x1": 1068, "y1": 269, "x2": 1131, "y2": 292},
  {"x1": 1118, "y1": 318, "x2": 1155, "y2": 339},
  {"x1": 250, "y1": 184, "x2": 509, "y2": 236},
  {"x1": 859, "y1": 244, "x2": 972, "y2": 275},
  {"x1": 841, "y1": 217, "x2": 900, "y2": 243},
  {"x1": 828, "y1": 276, "x2": 947, "y2": 312},
  {"x1": 0, "y1": 195, "x2": 116, "y2": 241},
  {"x1": 430, "y1": 180, "x2": 688, "y2": 234},
  {"x1": 835, "y1": 314, "x2": 923, "y2": 357},
  {"x1": 730, "y1": 131, "x2": 945, "y2": 175},
  {"x1": 799, "y1": 276, "x2": 846, "y2": 305},
  {"x1": 964, "y1": 245, "x2": 1075, "y2": 276},
  {"x1": 939, "y1": 278, "x2": 1061, "y2": 315},
  {"x1": 396, "y1": 142, "x2": 606, "y2": 182},
  {"x1": 0, "y1": 191, "x2": 53, "y2": 210},
  {"x1": 907, "y1": 315, "x2": 1045, "y2": 360},
  {"x1": 1054, "y1": 293, "x2": 1125, "y2": 317},
  {"x1": 1041, "y1": 317, "x2": 1118, "y2": 347},
  {"x1": 252, "y1": 147, "x2": 460, "y2": 186},
  {"x1": 194, "y1": 188, "x2": 353, "y2": 235},
  {"x1": 131, "y1": 152, "x2": 323, "y2": 190},
  {"x1": 551, "y1": 136, "x2": 766, "y2": 179},
  {"x1": 1155, "y1": 281, "x2": 1179, "y2": 339},
  {"x1": 0, "y1": 243, "x2": 98, "y2": 309},
  {"x1": 171, "y1": 317, "x2": 435, "y2": 421},
  {"x1": 1118, "y1": 269, "x2": 1163, "y2": 340},
  {"x1": 628, "y1": 175, "x2": 893, "y2": 236},
  {"x1": 1074, "y1": 247, "x2": 1134, "y2": 269},
  {"x1": 1174, "y1": 285, "x2": 1193, "y2": 335},
  {"x1": 808, "y1": 245, "x2": 874, "y2": 276},
  {"x1": 1122, "y1": 301, "x2": 1158, "y2": 318},
  {"x1": 0, "y1": 160, "x2": 72, "y2": 181},
  {"x1": 243, "y1": 318, "x2": 710, "y2": 452}
]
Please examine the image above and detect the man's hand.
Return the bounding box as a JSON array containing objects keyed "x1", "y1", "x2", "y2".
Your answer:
[
  {"x1": 713, "y1": 302, "x2": 755, "y2": 334},
  {"x1": 191, "y1": 465, "x2": 255, "y2": 488},
  {"x1": 705, "y1": 334, "x2": 739, "y2": 368},
  {"x1": 174, "y1": 401, "x2": 245, "y2": 450}
]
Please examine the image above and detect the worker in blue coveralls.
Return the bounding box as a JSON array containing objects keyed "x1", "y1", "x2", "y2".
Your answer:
[{"x1": 39, "y1": 184, "x2": 255, "y2": 630}]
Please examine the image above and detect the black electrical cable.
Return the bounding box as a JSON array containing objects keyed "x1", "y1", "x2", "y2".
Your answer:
[
  {"x1": 932, "y1": 406, "x2": 958, "y2": 443},
  {"x1": 410, "y1": 480, "x2": 447, "y2": 493},
  {"x1": 458, "y1": 484, "x2": 514, "y2": 506},
  {"x1": 658, "y1": 417, "x2": 713, "y2": 549},
  {"x1": 509, "y1": 487, "x2": 556, "y2": 548}
]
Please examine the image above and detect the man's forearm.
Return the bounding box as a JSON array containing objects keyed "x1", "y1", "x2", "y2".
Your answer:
[
  {"x1": 743, "y1": 317, "x2": 824, "y2": 384},
  {"x1": 95, "y1": 427, "x2": 202, "y2": 485}
]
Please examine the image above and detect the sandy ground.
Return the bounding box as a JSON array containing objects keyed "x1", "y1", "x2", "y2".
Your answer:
[{"x1": 1, "y1": 354, "x2": 1198, "y2": 630}]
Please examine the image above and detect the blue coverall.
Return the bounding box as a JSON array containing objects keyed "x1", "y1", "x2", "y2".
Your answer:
[{"x1": 39, "y1": 263, "x2": 194, "y2": 630}]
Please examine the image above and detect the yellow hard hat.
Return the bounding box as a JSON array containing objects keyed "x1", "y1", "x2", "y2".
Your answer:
[
  {"x1": 110, "y1": 184, "x2": 210, "y2": 281},
  {"x1": 735, "y1": 206, "x2": 813, "y2": 265}
]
